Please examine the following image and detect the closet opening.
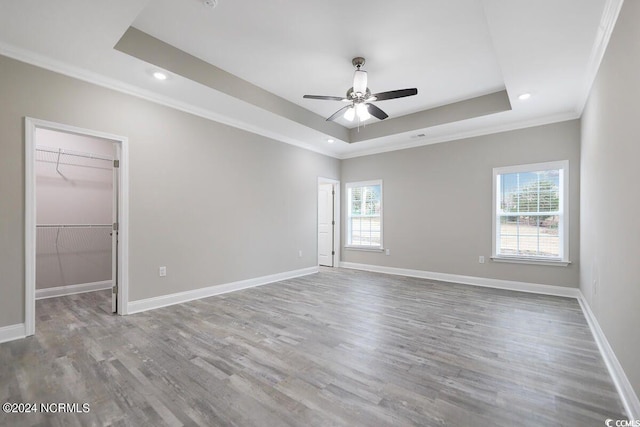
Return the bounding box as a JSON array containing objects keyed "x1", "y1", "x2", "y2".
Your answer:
[{"x1": 25, "y1": 118, "x2": 129, "y2": 336}]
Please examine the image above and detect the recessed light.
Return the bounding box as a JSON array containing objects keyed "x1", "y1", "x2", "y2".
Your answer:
[
  {"x1": 153, "y1": 71, "x2": 168, "y2": 81},
  {"x1": 203, "y1": 0, "x2": 218, "y2": 8},
  {"x1": 518, "y1": 93, "x2": 531, "y2": 100},
  {"x1": 327, "y1": 139, "x2": 335, "y2": 144}
]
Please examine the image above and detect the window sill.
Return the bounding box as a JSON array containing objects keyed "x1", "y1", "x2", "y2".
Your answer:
[
  {"x1": 491, "y1": 256, "x2": 571, "y2": 267},
  {"x1": 344, "y1": 246, "x2": 384, "y2": 252}
]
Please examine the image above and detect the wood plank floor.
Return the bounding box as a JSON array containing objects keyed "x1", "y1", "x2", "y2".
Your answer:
[{"x1": 0, "y1": 268, "x2": 626, "y2": 426}]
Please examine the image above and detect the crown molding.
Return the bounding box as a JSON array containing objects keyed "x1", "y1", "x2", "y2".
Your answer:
[
  {"x1": 1, "y1": 0, "x2": 613, "y2": 165},
  {"x1": 576, "y1": 0, "x2": 624, "y2": 114},
  {"x1": 0, "y1": 42, "x2": 339, "y2": 159},
  {"x1": 337, "y1": 110, "x2": 580, "y2": 159}
]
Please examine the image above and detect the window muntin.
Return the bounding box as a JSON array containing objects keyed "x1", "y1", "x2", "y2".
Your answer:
[
  {"x1": 346, "y1": 181, "x2": 382, "y2": 248},
  {"x1": 493, "y1": 161, "x2": 568, "y2": 262}
]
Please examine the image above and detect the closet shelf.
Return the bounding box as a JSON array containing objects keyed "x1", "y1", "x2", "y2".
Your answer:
[
  {"x1": 35, "y1": 145, "x2": 114, "y2": 174},
  {"x1": 36, "y1": 224, "x2": 112, "y2": 229},
  {"x1": 36, "y1": 145, "x2": 113, "y2": 161}
]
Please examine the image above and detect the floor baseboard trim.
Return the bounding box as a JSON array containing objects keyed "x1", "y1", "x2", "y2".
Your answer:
[
  {"x1": 339, "y1": 262, "x2": 580, "y2": 298},
  {"x1": 0, "y1": 323, "x2": 26, "y2": 344},
  {"x1": 127, "y1": 266, "x2": 319, "y2": 315},
  {"x1": 35, "y1": 280, "x2": 113, "y2": 300},
  {"x1": 339, "y1": 261, "x2": 638, "y2": 418},
  {"x1": 578, "y1": 294, "x2": 640, "y2": 420}
]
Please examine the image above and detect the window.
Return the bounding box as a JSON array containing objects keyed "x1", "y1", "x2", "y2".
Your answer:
[
  {"x1": 346, "y1": 180, "x2": 383, "y2": 249},
  {"x1": 492, "y1": 161, "x2": 569, "y2": 264}
]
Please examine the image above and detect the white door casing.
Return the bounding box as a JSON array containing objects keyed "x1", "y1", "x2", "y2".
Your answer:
[
  {"x1": 318, "y1": 183, "x2": 334, "y2": 267},
  {"x1": 111, "y1": 142, "x2": 120, "y2": 313},
  {"x1": 25, "y1": 117, "x2": 130, "y2": 336}
]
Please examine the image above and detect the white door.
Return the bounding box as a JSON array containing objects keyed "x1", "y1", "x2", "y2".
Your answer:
[
  {"x1": 111, "y1": 145, "x2": 120, "y2": 313},
  {"x1": 318, "y1": 183, "x2": 334, "y2": 267}
]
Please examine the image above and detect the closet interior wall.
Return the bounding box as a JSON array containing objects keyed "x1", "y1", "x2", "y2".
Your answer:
[{"x1": 35, "y1": 128, "x2": 114, "y2": 291}]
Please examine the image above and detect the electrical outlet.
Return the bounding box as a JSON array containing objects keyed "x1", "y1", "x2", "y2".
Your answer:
[
  {"x1": 159, "y1": 266, "x2": 167, "y2": 277},
  {"x1": 298, "y1": 250, "x2": 302, "y2": 258},
  {"x1": 385, "y1": 249, "x2": 391, "y2": 256},
  {"x1": 479, "y1": 256, "x2": 485, "y2": 264}
]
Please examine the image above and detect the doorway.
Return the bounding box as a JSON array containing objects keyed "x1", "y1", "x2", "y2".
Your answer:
[
  {"x1": 318, "y1": 178, "x2": 340, "y2": 267},
  {"x1": 25, "y1": 118, "x2": 129, "y2": 336}
]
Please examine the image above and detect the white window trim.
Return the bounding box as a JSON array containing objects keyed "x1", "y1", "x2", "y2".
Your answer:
[
  {"x1": 345, "y1": 180, "x2": 384, "y2": 251},
  {"x1": 492, "y1": 160, "x2": 570, "y2": 266}
]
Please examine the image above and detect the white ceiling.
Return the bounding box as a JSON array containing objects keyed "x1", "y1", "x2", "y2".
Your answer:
[
  {"x1": 132, "y1": 0, "x2": 506, "y2": 126},
  {"x1": 0, "y1": 0, "x2": 619, "y2": 158}
]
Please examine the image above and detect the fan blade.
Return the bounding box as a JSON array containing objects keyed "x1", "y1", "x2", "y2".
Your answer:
[
  {"x1": 366, "y1": 103, "x2": 389, "y2": 120},
  {"x1": 326, "y1": 105, "x2": 351, "y2": 121},
  {"x1": 370, "y1": 88, "x2": 418, "y2": 101},
  {"x1": 303, "y1": 95, "x2": 349, "y2": 101}
]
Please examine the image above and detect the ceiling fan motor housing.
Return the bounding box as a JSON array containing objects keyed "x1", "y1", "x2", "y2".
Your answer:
[
  {"x1": 352, "y1": 57, "x2": 366, "y2": 69},
  {"x1": 346, "y1": 88, "x2": 372, "y2": 102}
]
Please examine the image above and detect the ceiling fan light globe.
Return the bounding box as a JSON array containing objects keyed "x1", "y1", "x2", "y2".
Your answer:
[
  {"x1": 344, "y1": 106, "x2": 356, "y2": 122},
  {"x1": 353, "y1": 70, "x2": 368, "y2": 94},
  {"x1": 356, "y1": 103, "x2": 371, "y2": 121}
]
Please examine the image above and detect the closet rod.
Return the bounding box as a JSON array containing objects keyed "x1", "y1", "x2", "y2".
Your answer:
[
  {"x1": 35, "y1": 145, "x2": 113, "y2": 162},
  {"x1": 36, "y1": 224, "x2": 112, "y2": 229}
]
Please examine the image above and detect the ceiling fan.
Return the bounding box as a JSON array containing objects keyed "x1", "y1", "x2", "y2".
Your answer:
[{"x1": 303, "y1": 57, "x2": 418, "y2": 123}]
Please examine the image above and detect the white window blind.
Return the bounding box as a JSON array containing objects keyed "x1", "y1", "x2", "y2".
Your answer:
[
  {"x1": 346, "y1": 180, "x2": 382, "y2": 249},
  {"x1": 493, "y1": 161, "x2": 569, "y2": 263}
]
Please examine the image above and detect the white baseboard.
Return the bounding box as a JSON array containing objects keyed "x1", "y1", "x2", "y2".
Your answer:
[
  {"x1": 339, "y1": 261, "x2": 638, "y2": 420},
  {"x1": 127, "y1": 266, "x2": 319, "y2": 315},
  {"x1": 36, "y1": 280, "x2": 113, "y2": 300},
  {"x1": 0, "y1": 323, "x2": 26, "y2": 344},
  {"x1": 339, "y1": 262, "x2": 580, "y2": 298},
  {"x1": 578, "y1": 295, "x2": 640, "y2": 420}
]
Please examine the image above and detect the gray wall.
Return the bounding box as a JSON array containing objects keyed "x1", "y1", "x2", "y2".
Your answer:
[
  {"x1": 0, "y1": 54, "x2": 339, "y2": 327},
  {"x1": 580, "y1": 0, "x2": 640, "y2": 397},
  {"x1": 341, "y1": 120, "x2": 580, "y2": 288},
  {"x1": 36, "y1": 129, "x2": 113, "y2": 289}
]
